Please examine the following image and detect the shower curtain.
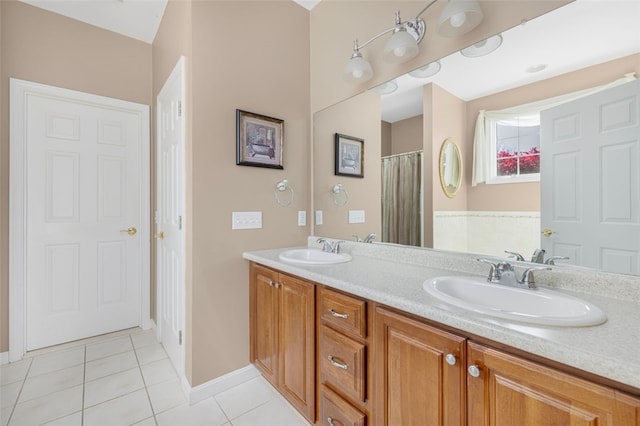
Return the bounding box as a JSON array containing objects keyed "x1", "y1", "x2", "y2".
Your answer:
[{"x1": 381, "y1": 151, "x2": 422, "y2": 246}]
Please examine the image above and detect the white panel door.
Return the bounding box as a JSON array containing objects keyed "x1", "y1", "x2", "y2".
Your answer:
[
  {"x1": 540, "y1": 80, "x2": 640, "y2": 274},
  {"x1": 157, "y1": 57, "x2": 186, "y2": 375},
  {"x1": 25, "y1": 93, "x2": 144, "y2": 350}
]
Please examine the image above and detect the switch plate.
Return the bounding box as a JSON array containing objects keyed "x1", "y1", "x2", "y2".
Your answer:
[
  {"x1": 349, "y1": 210, "x2": 365, "y2": 224},
  {"x1": 298, "y1": 210, "x2": 306, "y2": 226},
  {"x1": 232, "y1": 211, "x2": 262, "y2": 230},
  {"x1": 315, "y1": 210, "x2": 323, "y2": 226}
]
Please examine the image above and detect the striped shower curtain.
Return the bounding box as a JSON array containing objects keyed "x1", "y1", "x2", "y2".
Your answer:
[{"x1": 381, "y1": 151, "x2": 422, "y2": 246}]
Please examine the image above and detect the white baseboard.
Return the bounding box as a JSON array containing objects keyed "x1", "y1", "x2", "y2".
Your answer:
[
  {"x1": 186, "y1": 364, "x2": 260, "y2": 405},
  {"x1": 1, "y1": 352, "x2": 8, "y2": 365}
]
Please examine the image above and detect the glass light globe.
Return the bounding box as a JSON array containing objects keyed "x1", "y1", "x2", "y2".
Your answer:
[
  {"x1": 343, "y1": 55, "x2": 373, "y2": 84},
  {"x1": 450, "y1": 12, "x2": 467, "y2": 28},
  {"x1": 383, "y1": 29, "x2": 419, "y2": 63}
]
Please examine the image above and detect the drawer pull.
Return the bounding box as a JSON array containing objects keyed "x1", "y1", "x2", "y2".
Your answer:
[
  {"x1": 327, "y1": 417, "x2": 342, "y2": 426},
  {"x1": 327, "y1": 355, "x2": 348, "y2": 370},
  {"x1": 328, "y1": 308, "x2": 349, "y2": 319}
]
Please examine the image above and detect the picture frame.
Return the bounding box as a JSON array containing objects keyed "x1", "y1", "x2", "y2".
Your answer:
[
  {"x1": 236, "y1": 109, "x2": 284, "y2": 169},
  {"x1": 334, "y1": 133, "x2": 364, "y2": 178}
]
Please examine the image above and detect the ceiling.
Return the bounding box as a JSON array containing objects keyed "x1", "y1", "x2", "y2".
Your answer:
[{"x1": 381, "y1": 0, "x2": 640, "y2": 122}]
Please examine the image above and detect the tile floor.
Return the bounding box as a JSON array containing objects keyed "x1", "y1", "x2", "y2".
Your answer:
[{"x1": 0, "y1": 328, "x2": 310, "y2": 426}]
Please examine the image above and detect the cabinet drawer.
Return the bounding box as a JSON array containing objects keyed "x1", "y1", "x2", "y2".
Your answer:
[
  {"x1": 320, "y1": 287, "x2": 367, "y2": 339},
  {"x1": 320, "y1": 325, "x2": 366, "y2": 403},
  {"x1": 320, "y1": 385, "x2": 366, "y2": 426}
]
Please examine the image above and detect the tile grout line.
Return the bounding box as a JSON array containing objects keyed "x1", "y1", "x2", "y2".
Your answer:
[
  {"x1": 130, "y1": 333, "x2": 158, "y2": 425},
  {"x1": 5, "y1": 357, "x2": 34, "y2": 425},
  {"x1": 211, "y1": 395, "x2": 232, "y2": 425}
]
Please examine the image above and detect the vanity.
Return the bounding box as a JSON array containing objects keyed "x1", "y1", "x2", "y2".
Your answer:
[{"x1": 245, "y1": 241, "x2": 640, "y2": 425}]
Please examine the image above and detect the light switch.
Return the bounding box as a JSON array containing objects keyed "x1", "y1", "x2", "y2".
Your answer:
[
  {"x1": 298, "y1": 210, "x2": 306, "y2": 226},
  {"x1": 349, "y1": 210, "x2": 365, "y2": 224},
  {"x1": 315, "y1": 210, "x2": 323, "y2": 226},
  {"x1": 232, "y1": 211, "x2": 262, "y2": 230}
]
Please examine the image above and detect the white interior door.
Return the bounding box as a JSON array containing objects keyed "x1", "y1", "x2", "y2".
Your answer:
[
  {"x1": 10, "y1": 79, "x2": 150, "y2": 355},
  {"x1": 156, "y1": 57, "x2": 186, "y2": 376},
  {"x1": 540, "y1": 79, "x2": 639, "y2": 274}
]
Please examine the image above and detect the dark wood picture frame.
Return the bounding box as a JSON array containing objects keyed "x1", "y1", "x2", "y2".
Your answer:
[
  {"x1": 334, "y1": 133, "x2": 364, "y2": 178},
  {"x1": 236, "y1": 109, "x2": 284, "y2": 169}
]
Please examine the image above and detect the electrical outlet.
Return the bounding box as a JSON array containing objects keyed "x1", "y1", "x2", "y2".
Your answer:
[
  {"x1": 298, "y1": 211, "x2": 306, "y2": 226},
  {"x1": 315, "y1": 210, "x2": 323, "y2": 226},
  {"x1": 232, "y1": 211, "x2": 262, "y2": 230}
]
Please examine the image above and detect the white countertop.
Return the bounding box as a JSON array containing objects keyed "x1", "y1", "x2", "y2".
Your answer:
[{"x1": 243, "y1": 243, "x2": 640, "y2": 392}]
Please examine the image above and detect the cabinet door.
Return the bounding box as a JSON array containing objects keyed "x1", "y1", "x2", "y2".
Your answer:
[
  {"x1": 249, "y1": 264, "x2": 279, "y2": 385},
  {"x1": 467, "y1": 342, "x2": 640, "y2": 426},
  {"x1": 279, "y1": 273, "x2": 315, "y2": 422},
  {"x1": 375, "y1": 307, "x2": 466, "y2": 426}
]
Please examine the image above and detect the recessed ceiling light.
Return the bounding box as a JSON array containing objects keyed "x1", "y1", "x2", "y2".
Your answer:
[
  {"x1": 526, "y1": 64, "x2": 548, "y2": 73},
  {"x1": 409, "y1": 61, "x2": 441, "y2": 79},
  {"x1": 371, "y1": 80, "x2": 399, "y2": 95},
  {"x1": 460, "y1": 34, "x2": 503, "y2": 58}
]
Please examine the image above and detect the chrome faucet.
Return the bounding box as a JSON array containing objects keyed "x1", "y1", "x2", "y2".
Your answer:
[
  {"x1": 531, "y1": 249, "x2": 546, "y2": 263},
  {"x1": 363, "y1": 233, "x2": 377, "y2": 243},
  {"x1": 478, "y1": 259, "x2": 551, "y2": 289},
  {"x1": 317, "y1": 238, "x2": 344, "y2": 254}
]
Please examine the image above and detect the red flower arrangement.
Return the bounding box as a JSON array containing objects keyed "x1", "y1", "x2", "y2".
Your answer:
[{"x1": 497, "y1": 147, "x2": 540, "y2": 176}]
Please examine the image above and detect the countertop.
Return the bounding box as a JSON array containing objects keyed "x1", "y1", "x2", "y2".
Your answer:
[{"x1": 243, "y1": 243, "x2": 640, "y2": 392}]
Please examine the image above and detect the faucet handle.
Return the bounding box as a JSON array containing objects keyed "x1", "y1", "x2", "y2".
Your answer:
[
  {"x1": 477, "y1": 259, "x2": 501, "y2": 283},
  {"x1": 520, "y1": 266, "x2": 552, "y2": 288},
  {"x1": 545, "y1": 256, "x2": 570, "y2": 265},
  {"x1": 352, "y1": 235, "x2": 362, "y2": 242},
  {"x1": 317, "y1": 238, "x2": 334, "y2": 252},
  {"x1": 333, "y1": 240, "x2": 345, "y2": 253},
  {"x1": 504, "y1": 250, "x2": 525, "y2": 261}
]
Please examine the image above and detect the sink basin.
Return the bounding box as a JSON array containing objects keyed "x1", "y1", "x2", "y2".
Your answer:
[
  {"x1": 279, "y1": 249, "x2": 352, "y2": 265},
  {"x1": 423, "y1": 276, "x2": 607, "y2": 327}
]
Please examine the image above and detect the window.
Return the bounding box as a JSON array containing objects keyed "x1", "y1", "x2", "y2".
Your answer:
[{"x1": 487, "y1": 114, "x2": 540, "y2": 184}]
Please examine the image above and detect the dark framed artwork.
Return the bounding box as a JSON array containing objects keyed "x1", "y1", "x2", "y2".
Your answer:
[
  {"x1": 334, "y1": 133, "x2": 364, "y2": 178},
  {"x1": 236, "y1": 109, "x2": 284, "y2": 169}
]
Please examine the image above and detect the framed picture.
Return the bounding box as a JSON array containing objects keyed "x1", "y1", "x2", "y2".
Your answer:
[
  {"x1": 334, "y1": 133, "x2": 364, "y2": 178},
  {"x1": 236, "y1": 109, "x2": 284, "y2": 169}
]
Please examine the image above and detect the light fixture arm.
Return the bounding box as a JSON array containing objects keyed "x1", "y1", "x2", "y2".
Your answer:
[{"x1": 415, "y1": 0, "x2": 439, "y2": 20}]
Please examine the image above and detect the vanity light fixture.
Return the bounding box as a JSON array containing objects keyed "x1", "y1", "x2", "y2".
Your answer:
[
  {"x1": 344, "y1": 0, "x2": 483, "y2": 84},
  {"x1": 460, "y1": 33, "x2": 503, "y2": 57}
]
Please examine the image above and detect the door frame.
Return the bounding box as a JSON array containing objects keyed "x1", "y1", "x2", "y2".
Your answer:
[{"x1": 9, "y1": 78, "x2": 151, "y2": 362}]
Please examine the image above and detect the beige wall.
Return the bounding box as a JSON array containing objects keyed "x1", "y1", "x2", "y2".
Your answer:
[
  {"x1": 310, "y1": 0, "x2": 570, "y2": 113},
  {"x1": 314, "y1": 92, "x2": 382, "y2": 242},
  {"x1": 465, "y1": 53, "x2": 640, "y2": 212},
  {"x1": 381, "y1": 121, "x2": 391, "y2": 157},
  {"x1": 390, "y1": 115, "x2": 422, "y2": 155},
  {"x1": 0, "y1": 0, "x2": 152, "y2": 353},
  {"x1": 188, "y1": 1, "x2": 310, "y2": 386}
]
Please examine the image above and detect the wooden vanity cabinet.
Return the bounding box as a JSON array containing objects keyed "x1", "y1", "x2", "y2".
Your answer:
[
  {"x1": 467, "y1": 341, "x2": 640, "y2": 426},
  {"x1": 374, "y1": 306, "x2": 467, "y2": 426},
  {"x1": 249, "y1": 263, "x2": 315, "y2": 422}
]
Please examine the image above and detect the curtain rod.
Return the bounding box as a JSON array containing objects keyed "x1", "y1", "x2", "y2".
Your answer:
[{"x1": 381, "y1": 150, "x2": 423, "y2": 160}]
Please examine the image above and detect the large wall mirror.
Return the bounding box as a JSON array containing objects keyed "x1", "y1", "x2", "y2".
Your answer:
[{"x1": 313, "y1": 0, "x2": 640, "y2": 275}]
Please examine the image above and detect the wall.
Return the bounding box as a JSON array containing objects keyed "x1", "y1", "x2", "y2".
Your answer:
[
  {"x1": 465, "y1": 53, "x2": 640, "y2": 212},
  {"x1": 310, "y1": 0, "x2": 570, "y2": 113},
  {"x1": 381, "y1": 121, "x2": 391, "y2": 157},
  {"x1": 314, "y1": 92, "x2": 382, "y2": 242},
  {"x1": 390, "y1": 115, "x2": 422, "y2": 155},
  {"x1": 152, "y1": 0, "x2": 193, "y2": 379},
  {"x1": 0, "y1": 0, "x2": 152, "y2": 354},
  {"x1": 188, "y1": 1, "x2": 310, "y2": 386}
]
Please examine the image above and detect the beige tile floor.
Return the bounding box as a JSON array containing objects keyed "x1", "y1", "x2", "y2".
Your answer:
[{"x1": 0, "y1": 328, "x2": 310, "y2": 426}]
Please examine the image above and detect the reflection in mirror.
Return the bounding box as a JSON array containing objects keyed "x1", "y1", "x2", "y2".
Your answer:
[
  {"x1": 313, "y1": 0, "x2": 640, "y2": 275},
  {"x1": 439, "y1": 138, "x2": 462, "y2": 198}
]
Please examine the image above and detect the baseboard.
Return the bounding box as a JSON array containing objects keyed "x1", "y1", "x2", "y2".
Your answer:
[
  {"x1": 1, "y1": 352, "x2": 8, "y2": 365},
  {"x1": 186, "y1": 364, "x2": 260, "y2": 405}
]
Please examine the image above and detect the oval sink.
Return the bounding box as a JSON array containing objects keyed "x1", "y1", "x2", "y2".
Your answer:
[
  {"x1": 423, "y1": 276, "x2": 607, "y2": 327},
  {"x1": 279, "y1": 249, "x2": 352, "y2": 265}
]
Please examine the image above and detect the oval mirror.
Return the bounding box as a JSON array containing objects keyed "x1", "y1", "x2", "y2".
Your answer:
[{"x1": 439, "y1": 138, "x2": 462, "y2": 198}]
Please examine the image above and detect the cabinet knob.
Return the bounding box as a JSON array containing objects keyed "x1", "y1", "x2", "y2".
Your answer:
[
  {"x1": 327, "y1": 355, "x2": 348, "y2": 370},
  {"x1": 327, "y1": 417, "x2": 340, "y2": 426},
  {"x1": 274, "y1": 282, "x2": 280, "y2": 289},
  {"x1": 468, "y1": 365, "x2": 481, "y2": 378},
  {"x1": 268, "y1": 280, "x2": 274, "y2": 287},
  {"x1": 445, "y1": 353, "x2": 457, "y2": 365}
]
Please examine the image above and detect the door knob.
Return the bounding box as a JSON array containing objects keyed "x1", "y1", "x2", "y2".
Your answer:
[
  {"x1": 155, "y1": 231, "x2": 164, "y2": 239},
  {"x1": 120, "y1": 227, "x2": 137, "y2": 236},
  {"x1": 541, "y1": 229, "x2": 554, "y2": 237}
]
